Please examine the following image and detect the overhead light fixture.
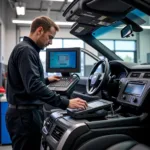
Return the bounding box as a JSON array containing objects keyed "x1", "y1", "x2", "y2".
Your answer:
[
  {"x1": 116, "y1": 25, "x2": 150, "y2": 29},
  {"x1": 12, "y1": 19, "x2": 75, "y2": 26},
  {"x1": 12, "y1": 20, "x2": 32, "y2": 24},
  {"x1": 12, "y1": 19, "x2": 150, "y2": 29},
  {"x1": 55, "y1": 21, "x2": 74, "y2": 26},
  {"x1": 142, "y1": 25, "x2": 150, "y2": 29},
  {"x1": 15, "y1": 2, "x2": 26, "y2": 15}
]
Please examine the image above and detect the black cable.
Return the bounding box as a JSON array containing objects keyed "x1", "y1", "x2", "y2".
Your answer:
[{"x1": 71, "y1": 73, "x2": 80, "y2": 79}]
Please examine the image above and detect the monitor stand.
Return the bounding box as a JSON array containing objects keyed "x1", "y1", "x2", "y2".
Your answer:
[{"x1": 61, "y1": 72, "x2": 70, "y2": 77}]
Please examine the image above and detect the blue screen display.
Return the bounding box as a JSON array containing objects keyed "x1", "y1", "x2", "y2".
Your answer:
[
  {"x1": 124, "y1": 83, "x2": 145, "y2": 96},
  {"x1": 49, "y1": 51, "x2": 76, "y2": 68}
]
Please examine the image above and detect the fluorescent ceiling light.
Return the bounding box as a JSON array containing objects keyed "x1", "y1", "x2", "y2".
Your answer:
[
  {"x1": 12, "y1": 19, "x2": 75, "y2": 26},
  {"x1": 12, "y1": 20, "x2": 32, "y2": 24},
  {"x1": 16, "y1": 6, "x2": 25, "y2": 15},
  {"x1": 116, "y1": 25, "x2": 150, "y2": 29},
  {"x1": 12, "y1": 19, "x2": 150, "y2": 29},
  {"x1": 55, "y1": 21, "x2": 74, "y2": 26},
  {"x1": 142, "y1": 26, "x2": 150, "y2": 29},
  {"x1": 15, "y1": 2, "x2": 26, "y2": 15}
]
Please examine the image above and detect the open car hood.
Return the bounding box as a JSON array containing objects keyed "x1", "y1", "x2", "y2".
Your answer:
[
  {"x1": 63, "y1": 0, "x2": 149, "y2": 35},
  {"x1": 63, "y1": 0, "x2": 150, "y2": 61}
]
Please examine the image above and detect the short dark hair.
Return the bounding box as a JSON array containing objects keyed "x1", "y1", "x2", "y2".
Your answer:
[{"x1": 30, "y1": 16, "x2": 59, "y2": 33}]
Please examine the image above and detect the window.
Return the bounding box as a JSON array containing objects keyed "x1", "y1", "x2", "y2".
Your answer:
[
  {"x1": 47, "y1": 39, "x2": 62, "y2": 48},
  {"x1": 84, "y1": 54, "x2": 97, "y2": 77},
  {"x1": 116, "y1": 52, "x2": 134, "y2": 62},
  {"x1": 100, "y1": 40, "x2": 114, "y2": 50},
  {"x1": 20, "y1": 37, "x2": 23, "y2": 41},
  {"x1": 39, "y1": 51, "x2": 47, "y2": 76},
  {"x1": 99, "y1": 40, "x2": 136, "y2": 62},
  {"x1": 115, "y1": 40, "x2": 136, "y2": 62},
  {"x1": 115, "y1": 41, "x2": 136, "y2": 51},
  {"x1": 63, "y1": 39, "x2": 84, "y2": 48}
]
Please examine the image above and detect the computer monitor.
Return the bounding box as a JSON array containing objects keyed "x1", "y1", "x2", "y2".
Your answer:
[{"x1": 46, "y1": 47, "x2": 81, "y2": 74}]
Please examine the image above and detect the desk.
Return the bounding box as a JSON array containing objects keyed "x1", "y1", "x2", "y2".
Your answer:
[{"x1": 0, "y1": 96, "x2": 11, "y2": 144}]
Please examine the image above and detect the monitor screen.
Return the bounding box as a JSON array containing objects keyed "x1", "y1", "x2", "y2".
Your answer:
[
  {"x1": 46, "y1": 48, "x2": 81, "y2": 73},
  {"x1": 124, "y1": 83, "x2": 145, "y2": 96}
]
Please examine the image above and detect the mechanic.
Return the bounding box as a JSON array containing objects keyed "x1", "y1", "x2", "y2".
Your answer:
[{"x1": 5, "y1": 16, "x2": 87, "y2": 150}]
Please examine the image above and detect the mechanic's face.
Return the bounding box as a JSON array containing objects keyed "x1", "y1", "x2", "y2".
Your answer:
[{"x1": 37, "y1": 26, "x2": 56, "y2": 48}]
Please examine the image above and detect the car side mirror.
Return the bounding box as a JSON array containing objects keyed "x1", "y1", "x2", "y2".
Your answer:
[{"x1": 121, "y1": 25, "x2": 133, "y2": 38}]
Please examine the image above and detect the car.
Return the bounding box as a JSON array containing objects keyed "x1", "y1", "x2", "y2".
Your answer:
[{"x1": 42, "y1": 0, "x2": 150, "y2": 150}]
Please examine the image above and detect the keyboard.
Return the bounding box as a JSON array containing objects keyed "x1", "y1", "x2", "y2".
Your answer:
[
  {"x1": 49, "y1": 78, "x2": 71, "y2": 87},
  {"x1": 47, "y1": 76, "x2": 79, "y2": 92}
]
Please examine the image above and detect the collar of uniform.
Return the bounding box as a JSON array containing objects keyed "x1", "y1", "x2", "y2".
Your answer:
[{"x1": 23, "y1": 36, "x2": 41, "y2": 53}]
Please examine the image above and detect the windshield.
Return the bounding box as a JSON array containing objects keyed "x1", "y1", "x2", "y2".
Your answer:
[{"x1": 92, "y1": 9, "x2": 149, "y2": 64}]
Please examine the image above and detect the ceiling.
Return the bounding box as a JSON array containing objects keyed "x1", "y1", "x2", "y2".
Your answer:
[
  {"x1": 9, "y1": 0, "x2": 150, "y2": 27},
  {"x1": 25, "y1": 0, "x2": 71, "y2": 12},
  {"x1": 8, "y1": 0, "x2": 73, "y2": 22}
]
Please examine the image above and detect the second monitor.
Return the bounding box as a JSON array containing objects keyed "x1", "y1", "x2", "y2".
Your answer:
[{"x1": 46, "y1": 47, "x2": 81, "y2": 75}]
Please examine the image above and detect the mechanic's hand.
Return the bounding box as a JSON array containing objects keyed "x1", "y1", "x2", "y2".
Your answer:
[
  {"x1": 68, "y1": 98, "x2": 88, "y2": 110},
  {"x1": 48, "y1": 75, "x2": 61, "y2": 82}
]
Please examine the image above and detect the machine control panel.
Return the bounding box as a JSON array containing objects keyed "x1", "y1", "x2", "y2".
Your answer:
[{"x1": 117, "y1": 78, "x2": 150, "y2": 108}]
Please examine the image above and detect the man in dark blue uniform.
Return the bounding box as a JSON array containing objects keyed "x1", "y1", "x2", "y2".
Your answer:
[{"x1": 5, "y1": 16, "x2": 87, "y2": 150}]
